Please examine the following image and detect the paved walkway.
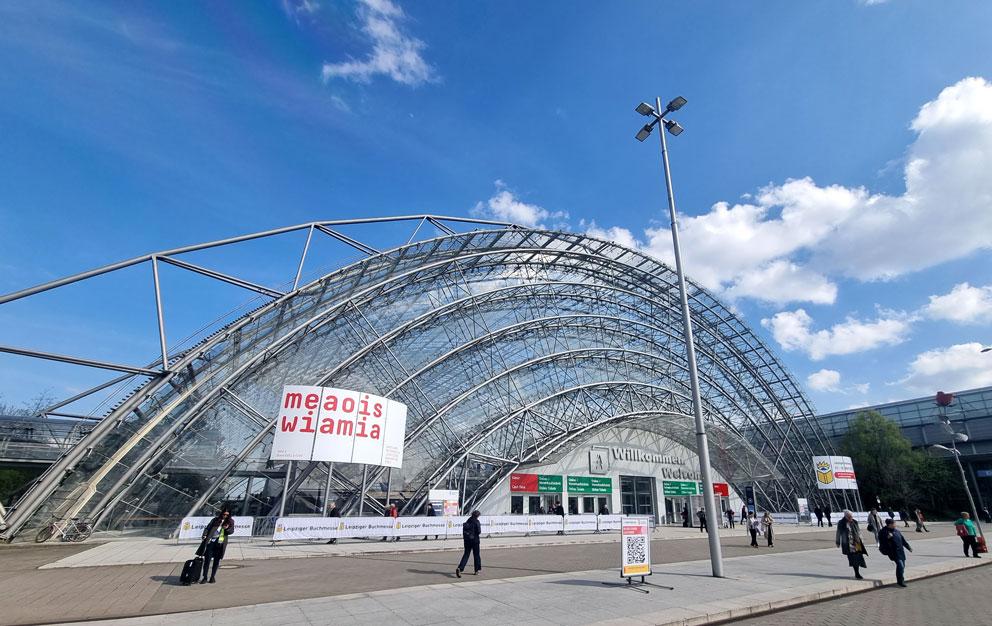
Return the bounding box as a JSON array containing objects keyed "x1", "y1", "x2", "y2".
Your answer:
[
  {"x1": 60, "y1": 535, "x2": 987, "y2": 626},
  {"x1": 39, "y1": 523, "x2": 827, "y2": 569}
]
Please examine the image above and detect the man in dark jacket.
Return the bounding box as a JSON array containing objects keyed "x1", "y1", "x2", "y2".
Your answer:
[
  {"x1": 824, "y1": 504, "x2": 832, "y2": 527},
  {"x1": 197, "y1": 509, "x2": 234, "y2": 584},
  {"x1": 455, "y1": 510, "x2": 482, "y2": 577},
  {"x1": 424, "y1": 501, "x2": 438, "y2": 541},
  {"x1": 326, "y1": 501, "x2": 340, "y2": 544},
  {"x1": 554, "y1": 501, "x2": 565, "y2": 535},
  {"x1": 879, "y1": 517, "x2": 912, "y2": 587}
]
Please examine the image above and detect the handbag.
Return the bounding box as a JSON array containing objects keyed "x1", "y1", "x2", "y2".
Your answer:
[
  {"x1": 978, "y1": 536, "x2": 988, "y2": 554},
  {"x1": 955, "y1": 524, "x2": 970, "y2": 538}
]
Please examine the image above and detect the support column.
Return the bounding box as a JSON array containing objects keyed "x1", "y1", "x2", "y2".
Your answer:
[
  {"x1": 384, "y1": 468, "x2": 393, "y2": 510},
  {"x1": 322, "y1": 462, "x2": 335, "y2": 515},
  {"x1": 358, "y1": 465, "x2": 368, "y2": 516},
  {"x1": 279, "y1": 461, "x2": 293, "y2": 518},
  {"x1": 242, "y1": 476, "x2": 253, "y2": 517}
]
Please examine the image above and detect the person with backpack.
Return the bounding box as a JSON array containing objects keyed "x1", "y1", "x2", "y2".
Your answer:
[
  {"x1": 954, "y1": 511, "x2": 981, "y2": 558},
  {"x1": 878, "y1": 517, "x2": 912, "y2": 587},
  {"x1": 455, "y1": 510, "x2": 483, "y2": 577},
  {"x1": 197, "y1": 509, "x2": 234, "y2": 584}
]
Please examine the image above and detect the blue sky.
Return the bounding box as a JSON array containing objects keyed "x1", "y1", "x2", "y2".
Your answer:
[{"x1": 1, "y1": 0, "x2": 991, "y2": 415}]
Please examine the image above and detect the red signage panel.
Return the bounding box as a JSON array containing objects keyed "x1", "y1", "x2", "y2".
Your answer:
[
  {"x1": 510, "y1": 473, "x2": 538, "y2": 492},
  {"x1": 712, "y1": 482, "x2": 729, "y2": 497}
]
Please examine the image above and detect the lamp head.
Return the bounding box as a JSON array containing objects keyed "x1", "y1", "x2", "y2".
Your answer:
[
  {"x1": 635, "y1": 102, "x2": 656, "y2": 116},
  {"x1": 666, "y1": 96, "x2": 687, "y2": 112},
  {"x1": 635, "y1": 124, "x2": 653, "y2": 142},
  {"x1": 664, "y1": 119, "x2": 684, "y2": 136}
]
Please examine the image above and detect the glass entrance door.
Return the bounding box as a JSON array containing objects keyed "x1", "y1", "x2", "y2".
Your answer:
[{"x1": 620, "y1": 475, "x2": 657, "y2": 520}]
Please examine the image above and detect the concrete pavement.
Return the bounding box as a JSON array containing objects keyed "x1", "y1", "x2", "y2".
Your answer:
[
  {"x1": 38, "y1": 522, "x2": 826, "y2": 569},
  {"x1": 56, "y1": 534, "x2": 987, "y2": 626}
]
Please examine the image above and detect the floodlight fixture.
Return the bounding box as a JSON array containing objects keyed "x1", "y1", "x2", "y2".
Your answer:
[
  {"x1": 636, "y1": 102, "x2": 656, "y2": 116},
  {"x1": 930, "y1": 444, "x2": 956, "y2": 454},
  {"x1": 635, "y1": 124, "x2": 653, "y2": 142},
  {"x1": 953, "y1": 432, "x2": 970, "y2": 442},
  {"x1": 666, "y1": 96, "x2": 687, "y2": 112},
  {"x1": 665, "y1": 119, "x2": 684, "y2": 136}
]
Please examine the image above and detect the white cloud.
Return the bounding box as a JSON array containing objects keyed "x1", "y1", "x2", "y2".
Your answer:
[
  {"x1": 582, "y1": 221, "x2": 641, "y2": 251},
  {"x1": 897, "y1": 343, "x2": 992, "y2": 392},
  {"x1": 807, "y1": 369, "x2": 842, "y2": 391},
  {"x1": 322, "y1": 0, "x2": 436, "y2": 86},
  {"x1": 761, "y1": 308, "x2": 911, "y2": 360},
  {"x1": 924, "y1": 282, "x2": 992, "y2": 324},
  {"x1": 282, "y1": 0, "x2": 319, "y2": 19},
  {"x1": 581, "y1": 77, "x2": 992, "y2": 305},
  {"x1": 472, "y1": 181, "x2": 567, "y2": 228},
  {"x1": 725, "y1": 260, "x2": 837, "y2": 305}
]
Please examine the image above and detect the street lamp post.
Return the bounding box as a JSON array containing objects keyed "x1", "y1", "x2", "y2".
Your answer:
[
  {"x1": 634, "y1": 96, "x2": 724, "y2": 578},
  {"x1": 932, "y1": 441, "x2": 984, "y2": 537}
]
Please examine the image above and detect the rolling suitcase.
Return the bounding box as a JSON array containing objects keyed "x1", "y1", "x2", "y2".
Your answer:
[{"x1": 180, "y1": 556, "x2": 203, "y2": 585}]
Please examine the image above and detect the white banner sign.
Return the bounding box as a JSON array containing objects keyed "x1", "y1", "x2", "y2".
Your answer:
[
  {"x1": 483, "y1": 515, "x2": 533, "y2": 535},
  {"x1": 813, "y1": 455, "x2": 859, "y2": 490},
  {"x1": 598, "y1": 514, "x2": 623, "y2": 531},
  {"x1": 428, "y1": 489, "x2": 460, "y2": 516},
  {"x1": 177, "y1": 516, "x2": 254, "y2": 540},
  {"x1": 272, "y1": 385, "x2": 407, "y2": 468},
  {"x1": 620, "y1": 517, "x2": 651, "y2": 578},
  {"x1": 797, "y1": 498, "x2": 809, "y2": 517},
  {"x1": 827, "y1": 511, "x2": 870, "y2": 525},
  {"x1": 394, "y1": 517, "x2": 448, "y2": 537}
]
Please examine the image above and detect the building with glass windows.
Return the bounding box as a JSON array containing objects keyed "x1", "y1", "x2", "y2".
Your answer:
[{"x1": 0, "y1": 216, "x2": 853, "y2": 540}]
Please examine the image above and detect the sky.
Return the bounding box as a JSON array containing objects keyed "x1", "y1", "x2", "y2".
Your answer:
[{"x1": 0, "y1": 0, "x2": 991, "y2": 416}]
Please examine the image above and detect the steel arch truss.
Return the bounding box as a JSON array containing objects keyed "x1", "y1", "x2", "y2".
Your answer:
[{"x1": 1, "y1": 221, "x2": 849, "y2": 539}]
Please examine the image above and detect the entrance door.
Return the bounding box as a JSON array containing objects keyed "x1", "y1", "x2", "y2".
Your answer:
[
  {"x1": 620, "y1": 475, "x2": 657, "y2": 520},
  {"x1": 528, "y1": 495, "x2": 542, "y2": 514}
]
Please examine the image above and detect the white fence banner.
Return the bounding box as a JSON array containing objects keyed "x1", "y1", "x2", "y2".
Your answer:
[
  {"x1": 528, "y1": 515, "x2": 566, "y2": 534},
  {"x1": 177, "y1": 516, "x2": 254, "y2": 541},
  {"x1": 393, "y1": 516, "x2": 448, "y2": 537},
  {"x1": 826, "y1": 511, "x2": 870, "y2": 525},
  {"x1": 483, "y1": 515, "x2": 533, "y2": 535},
  {"x1": 564, "y1": 515, "x2": 599, "y2": 532},
  {"x1": 271, "y1": 513, "x2": 622, "y2": 541},
  {"x1": 769, "y1": 512, "x2": 800, "y2": 525}
]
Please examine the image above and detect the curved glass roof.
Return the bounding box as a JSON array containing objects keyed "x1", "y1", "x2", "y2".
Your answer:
[{"x1": 2, "y1": 220, "x2": 849, "y2": 537}]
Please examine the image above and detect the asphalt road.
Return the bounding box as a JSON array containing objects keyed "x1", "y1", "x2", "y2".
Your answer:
[
  {"x1": 736, "y1": 558, "x2": 992, "y2": 626},
  {"x1": 0, "y1": 528, "x2": 842, "y2": 625}
]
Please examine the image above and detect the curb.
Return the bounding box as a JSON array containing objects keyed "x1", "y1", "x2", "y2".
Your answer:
[{"x1": 610, "y1": 556, "x2": 990, "y2": 626}]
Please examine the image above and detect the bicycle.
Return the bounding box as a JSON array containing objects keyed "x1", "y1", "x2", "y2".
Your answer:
[{"x1": 35, "y1": 517, "x2": 93, "y2": 543}]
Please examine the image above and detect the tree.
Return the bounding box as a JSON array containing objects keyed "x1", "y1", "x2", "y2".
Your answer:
[{"x1": 841, "y1": 410, "x2": 961, "y2": 515}]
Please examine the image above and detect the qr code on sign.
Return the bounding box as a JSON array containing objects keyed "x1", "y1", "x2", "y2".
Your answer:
[{"x1": 625, "y1": 536, "x2": 646, "y2": 563}]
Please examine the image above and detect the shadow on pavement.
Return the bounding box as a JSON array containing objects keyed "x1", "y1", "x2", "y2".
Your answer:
[
  {"x1": 406, "y1": 568, "x2": 459, "y2": 578},
  {"x1": 150, "y1": 575, "x2": 184, "y2": 586}
]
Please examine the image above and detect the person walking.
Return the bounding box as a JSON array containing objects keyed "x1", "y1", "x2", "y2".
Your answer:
[
  {"x1": 326, "y1": 501, "x2": 341, "y2": 545},
  {"x1": 954, "y1": 512, "x2": 982, "y2": 558},
  {"x1": 748, "y1": 512, "x2": 760, "y2": 548},
  {"x1": 878, "y1": 518, "x2": 912, "y2": 587},
  {"x1": 824, "y1": 504, "x2": 832, "y2": 527},
  {"x1": 762, "y1": 511, "x2": 774, "y2": 547},
  {"x1": 814, "y1": 505, "x2": 824, "y2": 528},
  {"x1": 898, "y1": 509, "x2": 909, "y2": 528},
  {"x1": 197, "y1": 509, "x2": 234, "y2": 584},
  {"x1": 697, "y1": 507, "x2": 707, "y2": 533},
  {"x1": 914, "y1": 508, "x2": 929, "y2": 533},
  {"x1": 382, "y1": 502, "x2": 399, "y2": 541},
  {"x1": 682, "y1": 506, "x2": 689, "y2": 528},
  {"x1": 599, "y1": 502, "x2": 610, "y2": 515},
  {"x1": 726, "y1": 508, "x2": 735, "y2": 529},
  {"x1": 836, "y1": 510, "x2": 868, "y2": 579},
  {"x1": 982, "y1": 507, "x2": 992, "y2": 524},
  {"x1": 455, "y1": 510, "x2": 482, "y2": 577},
  {"x1": 867, "y1": 508, "x2": 884, "y2": 547},
  {"x1": 554, "y1": 500, "x2": 565, "y2": 535},
  {"x1": 423, "y1": 501, "x2": 438, "y2": 541}
]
